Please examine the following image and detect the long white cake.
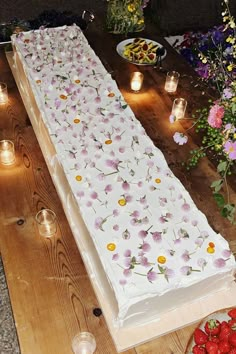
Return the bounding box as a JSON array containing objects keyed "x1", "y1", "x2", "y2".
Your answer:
[{"x1": 11, "y1": 25, "x2": 236, "y2": 330}]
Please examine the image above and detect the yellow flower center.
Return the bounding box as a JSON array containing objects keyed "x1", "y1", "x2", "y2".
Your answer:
[
  {"x1": 207, "y1": 246, "x2": 215, "y2": 254},
  {"x1": 75, "y1": 175, "x2": 83, "y2": 182},
  {"x1": 118, "y1": 198, "x2": 126, "y2": 206},
  {"x1": 60, "y1": 94, "x2": 67, "y2": 100},
  {"x1": 108, "y1": 92, "x2": 115, "y2": 97},
  {"x1": 155, "y1": 178, "x2": 161, "y2": 184},
  {"x1": 157, "y1": 256, "x2": 166, "y2": 264},
  {"x1": 74, "y1": 118, "x2": 81, "y2": 124},
  {"x1": 75, "y1": 79, "x2": 81, "y2": 84},
  {"x1": 105, "y1": 139, "x2": 112, "y2": 145},
  {"x1": 107, "y1": 243, "x2": 116, "y2": 251},
  {"x1": 208, "y1": 242, "x2": 215, "y2": 248}
]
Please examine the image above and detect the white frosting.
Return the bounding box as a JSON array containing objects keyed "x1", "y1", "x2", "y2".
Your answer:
[{"x1": 12, "y1": 25, "x2": 236, "y2": 328}]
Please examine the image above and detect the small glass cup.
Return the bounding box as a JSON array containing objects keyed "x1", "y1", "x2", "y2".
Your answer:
[
  {"x1": 0, "y1": 82, "x2": 8, "y2": 104},
  {"x1": 171, "y1": 98, "x2": 187, "y2": 119},
  {"x1": 130, "y1": 71, "x2": 144, "y2": 92},
  {"x1": 164, "y1": 71, "x2": 180, "y2": 93},
  {"x1": 72, "y1": 332, "x2": 96, "y2": 354},
  {"x1": 35, "y1": 209, "x2": 57, "y2": 237},
  {"x1": 0, "y1": 140, "x2": 15, "y2": 165}
]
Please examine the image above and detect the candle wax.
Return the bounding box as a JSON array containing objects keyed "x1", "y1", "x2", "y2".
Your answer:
[
  {"x1": 0, "y1": 150, "x2": 15, "y2": 165},
  {"x1": 131, "y1": 80, "x2": 142, "y2": 91},
  {"x1": 165, "y1": 79, "x2": 177, "y2": 93}
]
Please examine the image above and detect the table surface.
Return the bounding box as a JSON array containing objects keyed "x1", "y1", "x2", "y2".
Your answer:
[{"x1": 0, "y1": 17, "x2": 235, "y2": 354}]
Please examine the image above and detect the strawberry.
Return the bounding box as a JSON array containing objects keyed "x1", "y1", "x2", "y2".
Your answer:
[
  {"x1": 219, "y1": 323, "x2": 232, "y2": 341},
  {"x1": 218, "y1": 340, "x2": 231, "y2": 353},
  {"x1": 228, "y1": 319, "x2": 236, "y2": 329},
  {"x1": 194, "y1": 328, "x2": 208, "y2": 345},
  {"x1": 228, "y1": 309, "x2": 236, "y2": 319},
  {"x1": 229, "y1": 332, "x2": 236, "y2": 347},
  {"x1": 229, "y1": 349, "x2": 236, "y2": 354},
  {"x1": 204, "y1": 319, "x2": 221, "y2": 336},
  {"x1": 192, "y1": 344, "x2": 207, "y2": 354},
  {"x1": 205, "y1": 341, "x2": 219, "y2": 354},
  {"x1": 210, "y1": 336, "x2": 220, "y2": 344}
]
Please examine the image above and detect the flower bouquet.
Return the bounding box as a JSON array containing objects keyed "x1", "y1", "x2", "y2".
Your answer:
[
  {"x1": 171, "y1": 0, "x2": 236, "y2": 224},
  {"x1": 106, "y1": 0, "x2": 149, "y2": 34}
]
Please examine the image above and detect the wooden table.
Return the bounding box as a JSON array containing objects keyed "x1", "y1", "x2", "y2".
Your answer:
[{"x1": 0, "y1": 18, "x2": 235, "y2": 354}]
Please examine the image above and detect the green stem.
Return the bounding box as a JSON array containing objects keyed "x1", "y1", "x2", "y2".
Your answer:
[{"x1": 222, "y1": 160, "x2": 231, "y2": 204}]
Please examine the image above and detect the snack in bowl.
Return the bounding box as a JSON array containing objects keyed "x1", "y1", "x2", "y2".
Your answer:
[
  {"x1": 186, "y1": 308, "x2": 236, "y2": 353},
  {"x1": 123, "y1": 37, "x2": 159, "y2": 64}
]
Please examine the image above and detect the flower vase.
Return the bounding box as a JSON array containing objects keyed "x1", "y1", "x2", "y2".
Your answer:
[{"x1": 106, "y1": 0, "x2": 145, "y2": 35}]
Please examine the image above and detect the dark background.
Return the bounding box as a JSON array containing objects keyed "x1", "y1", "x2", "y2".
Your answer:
[{"x1": 0, "y1": 0, "x2": 236, "y2": 35}]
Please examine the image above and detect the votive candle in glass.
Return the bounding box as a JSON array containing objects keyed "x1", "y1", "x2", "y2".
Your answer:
[
  {"x1": 171, "y1": 98, "x2": 187, "y2": 119},
  {"x1": 130, "y1": 72, "x2": 144, "y2": 92},
  {"x1": 0, "y1": 82, "x2": 8, "y2": 104},
  {"x1": 35, "y1": 209, "x2": 57, "y2": 237},
  {"x1": 164, "y1": 71, "x2": 180, "y2": 93},
  {"x1": 0, "y1": 140, "x2": 16, "y2": 165},
  {"x1": 72, "y1": 332, "x2": 96, "y2": 354}
]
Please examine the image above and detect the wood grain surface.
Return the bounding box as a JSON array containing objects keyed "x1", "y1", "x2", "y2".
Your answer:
[{"x1": 0, "y1": 14, "x2": 235, "y2": 354}]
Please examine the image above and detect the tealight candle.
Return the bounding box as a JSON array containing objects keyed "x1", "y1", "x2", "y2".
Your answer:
[
  {"x1": 72, "y1": 332, "x2": 96, "y2": 354},
  {"x1": 130, "y1": 72, "x2": 144, "y2": 92},
  {"x1": 0, "y1": 82, "x2": 8, "y2": 104},
  {"x1": 35, "y1": 209, "x2": 57, "y2": 237},
  {"x1": 164, "y1": 71, "x2": 180, "y2": 93},
  {"x1": 171, "y1": 98, "x2": 187, "y2": 119},
  {"x1": 0, "y1": 140, "x2": 15, "y2": 165}
]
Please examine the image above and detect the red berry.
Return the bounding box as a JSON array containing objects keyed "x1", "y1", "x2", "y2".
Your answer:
[
  {"x1": 221, "y1": 321, "x2": 230, "y2": 328},
  {"x1": 210, "y1": 336, "x2": 220, "y2": 344},
  {"x1": 205, "y1": 341, "x2": 219, "y2": 354},
  {"x1": 229, "y1": 348, "x2": 236, "y2": 354},
  {"x1": 194, "y1": 328, "x2": 208, "y2": 345},
  {"x1": 229, "y1": 332, "x2": 236, "y2": 347},
  {"x1": 219, "y1": 324, "x2": 232, "y2": 341},
  {"x1": 229, "y1": 349, "x2": 236, "y2": 354},
  {"x1": 192, "y1": 344, "x2": 207, "y2": 354},
  {"x1": 228, "y1": 309, "x2": 236, "y2": 319},
  {"x1": 218, "y1": 340, "x2": 231, "y2": 353},
  {"x1": 204, "y1": 319, "x2": 221, "y2": 336},
  {"x1": 228, "y1": 319, "x2": 236, "y2": 329}
]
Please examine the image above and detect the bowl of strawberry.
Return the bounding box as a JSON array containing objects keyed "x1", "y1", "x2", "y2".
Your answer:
[{"x1": 185, "y1": 308, "x2": 236, "y2": 354}]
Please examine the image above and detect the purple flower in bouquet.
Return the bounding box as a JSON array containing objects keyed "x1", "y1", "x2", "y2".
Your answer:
[
  {"x1": 142, "y1": 0, "x2": 150, "y2": 8},
  {"x1": 224, "y1": 141, "x2": 236, "y2": 160},
  {"x1": 171, "y1": 0, "x2": 236, "y2": 223},
  {"x1": 195, "y1": 62, "x2": 210, "y2": 79},
  {"x1": 222, "y1": 87, "x2": 233, "y2": 99}
]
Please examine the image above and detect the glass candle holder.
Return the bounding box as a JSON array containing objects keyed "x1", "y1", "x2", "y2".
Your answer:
[
  {"x1": 130, "y1": 72, "x2": 144, "y2": 92},
  {"x1": 72, "y1": 332, "x2": 96, "y2": 354},
  {"x1": 35, "y1": 209, "x2": 57, "y2": 237},
  {"x1": 171, "y1": 98, "x2": 187, "y2": 119},
  {"x1": 164, "y1": 71, "x2": 180, "y2": 93},
  {"x1": 0, "y1": 82, "x2": 8, "y2": 104},
  {"x1": 0, "y1": 140, "x2": 16, "y2": 165}
]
